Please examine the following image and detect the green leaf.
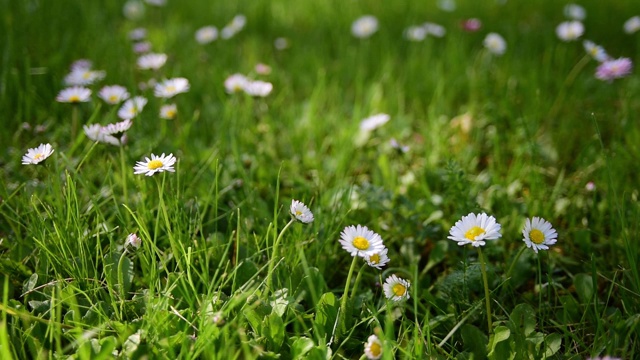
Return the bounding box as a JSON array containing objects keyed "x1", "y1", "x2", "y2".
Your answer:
[
  {"x1": 290, "y1": 336, "x2": 314, "y2": 359},
  {"x1": 487, "y1": 326, "x2": 511, "y2": 358},
  {"x1": 270, "y1": 288, "x2": 290, "y2": 317},
  {"x1": 510, "y1": 303, "x2": 536, "y2": 337},
  {"x1": 461, "y1": 324, "x2": 488, "y2": 360},
  {"x1": 313, "y1": 292, "x2": 338, "y2": 340},
  {"x1": 105, "y1": 253, "x2": 133, "y2": 297},
  {"x1": 243, "y1": 308, "x2": 263, "y2": 335},
  {"x1": 574, "y1": 273, "x2": 594, "y2": 303},
  {"x1": 22, "y1": 273, "x2": 38, "y2": 294},
  {"x1": 306, "y1": 346, "x2": 330, "y2": 360},
  {"x1": 263, "y1": 312, "x2": 285, "y2": 351},
  {"x1": 543, "y1": 333, "x2": 562, "y2": 357}
]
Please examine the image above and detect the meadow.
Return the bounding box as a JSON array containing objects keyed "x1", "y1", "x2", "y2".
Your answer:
[{"x1": 1, "y1": 0, "x2": 639, "y2": 358}]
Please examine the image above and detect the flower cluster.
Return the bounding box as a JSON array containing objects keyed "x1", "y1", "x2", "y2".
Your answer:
[{"x1": 224, "y1": 73, "x2": 273, "y2": 97}]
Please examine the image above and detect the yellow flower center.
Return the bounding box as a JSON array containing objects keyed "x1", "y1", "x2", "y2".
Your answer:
[
  {"x1": 529, "y1": 229, "x2": 545, "y2": 244},
  {"x1": 33, "y1": 153, "x2": 44, "y2": 160},
  {"x1": 147, "y1": 159, "x2": 163, "y2": 170},
  {"x1": 295, "y1": 210, "x2": 302, "y2": 216},
  {"x1": 109, "y1": 95, "x2": 118, "y2": 102},
  {"x1": 369, "y1": 341, "x2": 382, "y2": 357},
  {"x1": 166, "y1": 85, "x2": 176, "y2": 93},
  {"x1": 82, "y1": 71, "x2": 91, "y2": 79},
  {"x1": 369, "y1": 253, "x2": 380, "y2": 264},
  {"x1": 352, "y1": 236, "x2": 370, "y2": 250},
  {"x1": 69, "y1": 95, "x2": 80, "y2": 102},
  {"x1": 392, "y1": 283, "x2": 406, "y2": 297},
  {"x1": 464, "y1": 226, "x2": 485, "y2": 241}
]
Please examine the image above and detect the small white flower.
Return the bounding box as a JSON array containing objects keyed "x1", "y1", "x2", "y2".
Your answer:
[
  {"x1": 364, "y1": 247, "x2": 390, "y2": 270},
  {"x1": 352, "y1": 15, "x2": 379, "y2": 39},
  {"x1": 195, "y1": 26, "x2": 218, "y2": 44},
  {"x1": 437, "y1": 0, "x2": 456, "y2": 12},
  {"x1": 360, "y1": 113, "x2": 390, "y2": 132},
  {"x1": 243, "y1": 80, "x2": 273, "y2": 97},
  {"x1": 160, "y1": 104, "x2": 177, "y2": 119},
  {"x1": 290, "y1": 200, "x2": 314, "y2": 223},
  {"x1": 126, "y1": 233, "x2": 142, "y2": 249},
  {"x1": 583, "y1": 40, "x2": 609, "y2": 62},
  {"x1": 563, "y1": 4, "x2": 586, "y2": 21},
  {"x1": 102, "y1": 119, "x2": 133, "y2": 135},
  {"x1": 64, "y1": 69, "x2": 106, "y2": 86},
  {"x1": 522, "y1": 217, "x2": 558, "y2": 253},
  {"x1": 424, "y1": 22, "x2": 446, "y2": 37},
  {"x1": 137, "y1": 53, "x2": 167, "y2": 70},
  {"x1": 224, "y1": 73, "x2": 250, "y2": 93},
  {"x1": 133, "y1": 41, "x2": 152, "y2": 54},
  {"x1": 363, "y1": 334, "x2": 383, "y2": 360},
  {"x1": 133, "y1": 153, "x2": 177, "y2": 176},
  {"x1": 129, "y1": 28, "x2": 147, "y2": 41},
  {"x1": 255, "y1": 63, "x2": 272, "y2": 75},
  {"x1": 624, "y1": 16, "x2": 640, "y2": 34},
  {"x1": 556, "y1": 21, "x2": 584, "y2": 41},
  {"x1": 339, "y1": 225, "x2": 385, "y2": 257},
  {"x1": 70, "y1": 59, "x2": 92, "y2": 71},
  {"x1": 221, "y1": 14, "x2": 246, "y2": 39},
  {"x1": 123, "y1": 0, "x2": 145, "y2": 21},
  {"x1": 383, "y1": 275, "x2": 411, "y2": 302},
  {"x1": 84, "y1": 119, "x2": 132, "y2": 146},
  {"x1": 98, "y1": 85, "x2": 130, "y2": 104},
  {"x1": 483, "y1": 33, "x2": 507, "y2": 55},
  {"x1": 144, "y1": 0, "x2": 166, "y2": 6},
  {"x1": 274, "y1": 37, "x2": 289, "y2": 50},
  {"x1": 154, "y1": 77, "x2": 190, "y2": 98},
  {"x1": 448, "y1": 212, "x2": 502, "y2": 247},
  {"x1": 404, "y1": 26, "x2": 427, "y2": 42},
  {"x1": 22, "y1": 143, "x2": 54, "y2": 165},
  {"x1": 118, "y1": 96, "x2": 148, "y2": 119},
  {"x1": 56, "y1": 86, "x2": 92, "y2": 103}
]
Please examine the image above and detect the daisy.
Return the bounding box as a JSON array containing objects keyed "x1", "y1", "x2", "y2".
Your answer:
[
  {"x1": 339, "y1": 225, "x2": 385, "y2": 257},
  {"x1": 404, "y1": 26, "x2": 427, "y2": 42},
  {"x1": 483, "y1": 33, "x2": 506, "y2": 55},
  {"x1": 364, "y1": 247, "x2": 390, "y2": 270},
  {"x1": 363, "y1": 334, "x2": 383, "y2": 360},
  {"x1": 255, "y1": 63, "x2": 272, "y2": 75},
  {"x1": 70, "y1": 59, "x2": 92, "y2": 71},
  {"x1": 437, "y1": 0, "x2": 456, "y2": 12},
  {"x1": 154, "y1": 77, "x2": 190, "y2": 98},
  {"x1": 160, "y1": 104, "x2": 177, "y2": 119},
  {"x1": 290, "y1": 200, "x2": 314, "y2": 223},
  {"x1": 64, "y1": 68, "x2": 106, "y2": 86},
  {"x1": 98, "y1": 85, "x2": 130, "y2": 104},
  {"x1": 274, "y1": 37, "x2": 289, "y2": 50},
  {"x1": 123, "y1": 0, "x2": 145, "y2": 21},
  {"x1": 243, "y1": 80, "x2": 273, "y2": 97},
  {"x1": 133, "y1": 153, "x2": 177, "y2": 176},
  {"x1": 583, "y1": 40, "x2": 609, "y2": 62},
  {"x1": 595, "y1": 58, "x2": 633, "y2": 82},
  {"x1": 563, "y1": 4, "x2": 586, "y2": 21},
  {"x1": 424, "y1": 22, "x2": 446, "y2": 38},
  {"x1": 351, "y1": 15, "x2": 379, "y2": 39},
  {"x1": 360, "y1": 113, "x2": 390, "y2": 132},
  {"x1": 461, "y1": 18, "x2": 482, "y2": 32},
  {"x1": 133, "y1": 41, "x2": 152, "y2": 54},
  {"x1": 624, "y1": 16, "x2": 640, "y2": 34},
  {"x1": 129, "y1": 28, "x2": 147, "y2": 41},
  {"x1": 221, "y1": 14, "x2": 247, "y2": 39},
  {"x1": 137, "y1": 53, "x2": 167, "y2": 70},
  {"x1": 84, "y1": 119, "x2": 132, "y2": 146},
  {"x1": 56, "y1": 86, "x2": 91, "y2": 103},
  {"x1": 556, "y1": 21, "x2": 584, "y2": 41},
  {"x1": 390, "y1": 138, "x2": 409, "y2": 153},
  {"x1": 22, "y1": 143, "x2": 54, "y2": 165},
  {"x1": 383, "y1": 275, "x2": 411, "y2": 302},
  {"x1": 448, "y1": 212, "x2": 502, "y2": 247},
  {"x1": 118, "y1": 96, "x2": 148, "y2": 119},
  {"x1": 125, "y1": 233, "x2": 141, "y2": 249},
  {"x1": 522, "y1": 217, "x2": 558, "y2": 253},
  {"x1": 224, "y1": 73, "x2": 250, "y2": 93},
  {"x1": 195, "y1": 26, "x2": 218, "y2": 44}
]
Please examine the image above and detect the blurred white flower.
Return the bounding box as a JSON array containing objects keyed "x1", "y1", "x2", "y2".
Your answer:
[
  {"x1": 360, "y1": 113, "x2": 390, "y2": 132},
  {"x1": 129, "y1": 28, "x2": 147, "y2": 41},
  {"x1": 70, "y1": 59, "x2": 92, "y2": 71},
  {"x1": 22, "y1": 143, "x2": 54, "y2": 165},
  {"x1": 160, "y1": 104, "x2": 177, "y2": 119},
  {"x1": 437, "y1": 0, "x2": 456, "y2": 12},
  {"x1": 56, "y1": 87, "x2": 91, "y2": 103},
  {"x1": 144, "y1": 0, "x2": 166, "y2": 6},
  {"x1": 98, "y1": 85, "x2": 130, "y2": 105},
  {"x1": 64, "y1": 68, "x2": 105, "y2": 86},
  {"x1": 154, "y1": 77, "x2": 190, "y2": 98},
  {"x1": 224, "y1": 73, "x2": 250, "y2": 93},
  {"x1": 274, "y1": 37, "x2": 289, "y2": 50},
  {"x1": 351, "y1": 15, "x2": 378, "y2": 38},
  {"x1": 137, "y1": 53, "x2": 167, "y2": 70},
  {"x1": 126, "y1": 233, "x2": 142, "y2": 249},
  {"x1": 483, "y1": 33, "x2": 506, "y2": 55},
  {"x1": 133, "y1": 41, "x2": 152, "y2": 54},
  {"x1": 195, "y1": 26, "x2": 218, "y2": 44},
  {"x1": 404, "y1": 26, "x2": 427, "y2": 42},
  {"x1": 424, "y1": 22, "x2": 446, "y2": 37},
  {"x1": 563, "y1": 4, "x2": 586, "y2": 20},
  {"x1": 118, "y1": 96, "x2": 147, "y2": 119},
  {"x1": 221, "y1": 14, "x2": 247, "y2": 39},
  {"x1": 243, "y1": 80, "x2": 273, "y2": 97},
  {"x1": 624, "y1": 16, "x2": 640, "y2": 34},
  {"x1": 583, "y1": 40, "x2": 609, "y2": 62},
  {"x1": 123, "y1": 0, "x2": 145, "y2": 20},
  {"x1": 556, "y1": 21, "x2": 584, "y2": 41},
  {"x1": 255, "y1": 63, "x2": 272, "y2": 75}
]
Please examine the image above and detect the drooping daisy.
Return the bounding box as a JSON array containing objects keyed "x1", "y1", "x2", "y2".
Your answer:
[
  {"x1": 195, "y1": 26, "x2": 218, "y2": 44},
  {"x1": 133, "y1": 153, "x2": 177, "y2": 176},
  {"x1": 243, "y1": 80, "x2": 273, "y2": 97},
  {"x1": 84, "y1": 119, "x2": 132, "y2": 146},
  {"x1": 383, "y1": 275, "x2": 411, "y2": 302},
  {"x1": 360, "y1": 113, "x2": 390, "y2": 132},
  {"x1": 624, "y1": 16, "x2": 640, "y2": 34},
  {"x1": 102, "y1": 119, "x2": 133, "y2": 135},
  {"x1": 56, "y1": 86, "x2": 91, "y2": 103},
  {"x1": 224, "y1": 73, "x2": 250, "y2": 94},
  {"x1": 290, "y1": 200, "x2": 314, "y2": 223},
  {"x1": 339, "y1": 225, "x2": 385, "y2": 257},
  {"x1": 351, "y1": 15, "x2": 379, "y2": 39},
  {"x1": 595, "y1": 58, "x2": 633, "y2": 82},
  {"x1": 160, "y1": 104, "x2": 177, "y2": 119},
  {"x1": 363, "y1": 334, "x2": 383, "y2": 360},
  {"x1": 448, "y1": 212, "x2": 502, "y2": 247},
  {"x1": 125, "y1": 233, "x2": 141, "y2": 249},
  {"x1": 483, "y1": 33, "x2": 506, "y2": 55},
  {"x1": 22, "y1": 143, "x2": 54, "y2": 165},
  {"x1": 118, "y1": 96, "x2": 148, "y2": 119},
  {"x1": 154, "y1": 77, "x2": 190, "y2": 98},
  {"x1": 556, "y1": 21, "x2": 584, "y2": 41},
  {"x1": 522, "y1": 217, "x2": 558, "y2": 253},
  {"x1": 137, "y1": 53, "x2": 167, "y2": 70},
  {"x1": 64, "y1": 68, "x2": 106, "y2": 86},
  {"x1": 98, "y1": 85, "x2": 130, "y2": 105},
  {"x1": 364, "y1": 247, "x2": 390, "y2": 270},
  {"x1": 563, "y1": 4, "x2": 586, "y2": 21},
  {"x1": 583, "y1": 40, "x2": 609, "y2": 62}
]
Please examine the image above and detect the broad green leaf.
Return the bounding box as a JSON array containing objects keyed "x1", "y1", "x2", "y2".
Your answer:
[
  {"x1": 313, "y1": 292, "x2": 338, "y2": 340},
  {"x1": 488, "y1": 325, "x2": 510, "y2": 358},
  {"x1": 543, "y1": 333, "x2": 562, "y2": 357},
  {"x1": 264, "y1": 312, "x2": 285, "y2": 351},
  {"x1": 290, "y1": 336, "x2": 314, "y2": 359},
  {"x1": 574, "y1": 273, "x2": 594, "y2": 303},
  {"x1": 461, "y1": 324, "x2": 488, "y2": 360},
  {"x1": 243, "y1": 308, "x2": 263, "y2": 335},
  {"x1": 105, "y1": 253, "x2": 133, "y2": 297},
  {"x1": 510, "y1": 303, "x2": 536, "y2": 337}
]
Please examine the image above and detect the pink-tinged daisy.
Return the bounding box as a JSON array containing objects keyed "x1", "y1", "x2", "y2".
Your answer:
[
  {"x1": 522, "y1": 217, "x2": 558, "y2": 253},
  {"x1": 364, "y1": 247, "x2": 390, "y2": 270},
  {"x1": 129, "y1": 28, "x2": 147, "y2": 41},
  {"x1": 133, "y1": 41, "x2": 152, "y2": 54},
  {"x1": 483, "y1": 33, "x2": 506, "y2": 55},
  {"x1": 70, "y1": 59, "x2": 92, "y2": 71},
  {"x1": 461, "y1": 18, "x2": 482, "y2": 32},
  {"x1": 56, "y1": 87, "x2": 91, "y2": 103},
  {"x1": 624, "y1": 16, "x2": 640, "y2": 34},
  {"x1": 195, "y1": 26, "x2": 218, "y2": 44},
  {"x1": 448, "y1": 212, "x2": 502, "y2": 247},
  {"x1": 383, "y1": 275, "x2": 411, "y2": 302},
  {"x1": 118, "y1": 96, "x2": 148, "y2": 119},
  {"x1": 98, "y1": 85, "x2": 130, "y2": 105},
  {"x1": 154, "y1": 77, "x2": 190, "y2": 98},
  {"x1": 360, "y1": 113, "x2": 390, "y2": 132},
  {"x1": 160, "y1": 104, "x2": 177, "y2": 119},
  {"x1": 64, "y1": 68, "x2": 106, "y2": 86},
  {"x1": 339, "y1": 225, "x2": 385, "y2": 257},
  {"x1": 556, "y1": 21, "x2": 584, "y2": 41},
  {"x1": 125, "y1": 233, "x2": 141, "y2": 249},
  {"x1": 133, "y1": 153, "x2": 177, "y2": 176},
  {"x1": 290, "y1": 200, "x2": 314, "y2": 223},
  {"x1": 583, "y1": 40, "x2": 609, "y2": 62},
  {"x1": 137, "y1": 53, "x2": 167, "y2": 70},
  {"x1": 224, "y1": 73, "x2": 250, "y2": 94},
  {"x1": 243, "y1": 80, "x2": 273, "y2": 97},
  {"x1": 595, "y1": 58, "x2": 633, "y2": 82},
  {"x1": 351, "y1": 15, "x2": 378, "y2": 38},
  {"x1": 255, "y1": 63, "x2": 272, "y2": 75},
  {"x1": 22, "y1": 143, "x2": 54, "y2": 165},
  {"x1": 363, "y1": 334, "x2": 383, "y2": 360}
]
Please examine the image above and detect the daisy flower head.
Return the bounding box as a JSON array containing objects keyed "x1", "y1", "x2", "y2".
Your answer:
[
  {"x1": 404, "y1": 26, "x2": 427, "y2": 42},
  {"x1": 70, "y1": 59, "x2": 92, "y2": 71},
  {"x1": 123, "y1": 0, "x2": 145, "y2": 21},
  {"x1": 274, "y1": 37, "x2": 289, "y2": 50},
  {"x1": 56, "y1": 86, "x2": 91, "y2": 103},
  {"x1": 154, "y1": 77, "x2": 190, "y2": 98},
  {"x1": 595, "y1": 58, "x2": 633, "y2": 82},
  {"x1": 583, "y1": 40, "x2": 609, "y2": 62},
  {"x1": 255, "y1": 63, "x2": 272, "y2": 75},
  {"x1": 364, "y1": 334, "x2": 383, "y2": 360},
  {"x1": 160, "y1": 104, "x2": 177, "y2": 119},
  {"x1": 99, "y1": 85, "x2": 130, "y2": 104},
  {"x1": 351, "y1": 15, "x2": 379, "y2": 39},
  {"x1": 360, "y1": 113, "x2": 390, "y2": 132},
  {"x1": 290, "y1": 200, "x2": 314, "y2": 223},
  {"x1": 221, "y1": 14, "x2": 247, "y2": 39},
  {"x1": 383, "y1": 275, "x2": 411, "y2": 302},
  {"x1": 461, "y1": 18, "x2": 482, "y2": 32},
  {"x1": 424, "y1": 22, "x2": 446, "y2": 38},
  {"x1": 364, "y1": 247, "x2": 390, "y2": 270},
  {"x1": 133, "y1": 153, "x2": 177, "y2": 176},
  {"x1": 125, "y1": 233, "x2": 141, "y2": 249},
  {"x1": 84, "y1": 119, "x2": 132, "y2": 146},
  {"x1": 118, "y1": 96, "x2": 148, "y2": 120},
  {"x1": 624, "y1": 16, "x2": 640, "y2": 34},
  {"x1": 22, "y1": 143, "x2": 54, "y2": 165},
  {"x1": 339, "y1": 225, "x2": 385, "y2": 257},
  {"x1": 137, "y1": 53, "x2": 167, "y2": 70},
  {"x1": 522, "y1": 217, "x2": 558, "y2": 253},
  {"x1": 129, "y1": 28, "x2": 147, "y2": 41},
  {"x1": 448, "y1": 212, "x2": 502, "y2": 247},
  {"x1": 224, "y1": 73, "x2": 250, "y2": 94},
  {"x1": 195, "y1": 26, "x2": 218, "y2": 44},
  {"x1": 483, "y1": 33, "x2": 506, "y2": 55},
  {"x1": 563, "y1": 3, "x2": 586, "y2": 21},
  {"x1": 243, "y1": 80, "x2": 273, "y2": 97},
  {"x1": 64, "y1": 68, "x2": 106, "y2": 86},
  {"x1": 556, "y1": 21, "x2": 584, "y2": 41},
  {"x1": 133, "y1": 41, "x2": 152, "y2": 54}
]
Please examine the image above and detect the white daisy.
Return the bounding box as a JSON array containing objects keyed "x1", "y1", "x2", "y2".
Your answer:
[
  {"x1": 160, "y1": 104, "x2": 177, "y2": 119},
  {"x1": 133, "y1": 41, "x2": 152, "y2": 54},
  {"x1": 583, "y1": 40, "x2": 609, "y2": 62},
  {"x1": 22, "y1": 143, "x2": 54, "y2": 165},
  {"x1": 624, "y1": 16, "x2": 640, "y2": 34},
  {"x1": 556, "y1": 21, "x2": 584, "y2": 42},
  {"x1": 360, "y1": 113, "x2": 390, "y2": 132},
  {"x1": 448, "y1": 212, "x2": 502, "y2": 247},
  {"x1": 255, "y1": 63, "x2": 272, "y2": 75},
  {"x1": 84, "y1": 119, "x2": 132, "y2": 146},
  {"x1": 339, "y1": 225, "x2": 385, "y2": 257},
  {"x1": 64, "y1": 69, "x2": 106, "y2": 86},
  {"x1": 290, "y1": 200, "x2": 314, "y2": 223},
  {"x1": 224, "y1": 73, "x2": 250, "y2": 94},
  {"x1": 195, "y1": 26, "x2": 219, "y2": 44},
  {"x1": 70, "y1": 59, "x2": 92, "y2": 71},
  {"x1": 424, "y1": 22, "x2": 446, "y2": 38},
  {"x1": 56, "y1": 87, "x2": 91, "y2": 103},
  {"x1": 125, "y1": 233, "x2": 141, "y2": 249},
  {"x1": 221, "y1": 14, "x2": 247, "y2": 39},
  {"x1": 98, "y1": 85, "x2": 130, "y2": 105},
  {"x1": 383, "y1": 275, "x2": 411, "y2": 302},
  {"x1": 352, "y1": 15, "x2": 379, "y2": 39},
  {"x1": 404, "y1": 26, "x2": 427, "y2": 42},
  {"x1": 137, "y1": 53, "x2": 167, "y2": 70},
  {"x1": 154, "y1": 77, "x2": 190, "y2": 98},
  {"x1": 364, "y1": 247, "x2": 390, "y2": 270},
  {"x1": 563, "y1": 4, "x2": 586, "y2": 21},
  {"x1": 243, "y1": 80, "x2": 273, "y2": 97},
  {"x1": 118, "y1": 96, "x2": 147, "y2": 120},
  {"x1": 483, "y1": 33, "x2": 507, "y2": 55},
  {"x1": 364, "y1": 334, "x2": 383, "y2": 360},
  {"x1": 129, "y1": 28, "x2": 147, "y2": 41},
  {"x1": 133, "y1": 153, "x2": 177, "y2": 176},
  {"x1": 522, "y1": 217, "x2": 558, "y2": 253},
  {"x1": 274, "y1": 37, "x2": 289, "y2": 50}
]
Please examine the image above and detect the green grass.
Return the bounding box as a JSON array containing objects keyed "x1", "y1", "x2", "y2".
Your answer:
[{"x1": 1, "y1": 0, "x2": 640, "y2": 358}]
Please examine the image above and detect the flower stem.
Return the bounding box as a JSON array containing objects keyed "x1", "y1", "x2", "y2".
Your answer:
[
  {"x1": 266, "y1": 218, "x2": 295, "y2": 294},
  {"x1": 477, "y1": 247, "x2": 492, "y2": 334},
  {"x1": 337, "y1": 255, "x2": 359, "y2": 342}
]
